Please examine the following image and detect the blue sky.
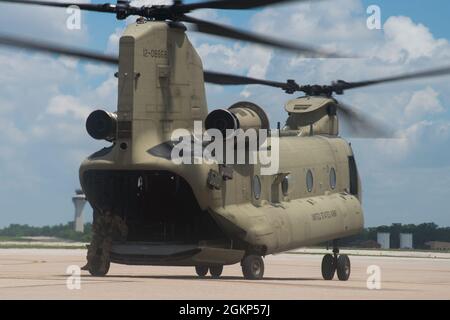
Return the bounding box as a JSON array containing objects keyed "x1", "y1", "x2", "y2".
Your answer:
[{"x1": 0, "y1": 0, "x2": 450, "y2": 228}]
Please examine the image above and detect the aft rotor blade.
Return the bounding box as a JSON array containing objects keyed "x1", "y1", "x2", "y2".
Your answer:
[
  {"x1": 179, "y1": 0, "x2": 300, "y2": 11},
  {"x1": 0, "y1": 34, "x2": 119, "y2": 65},
  {"x1": 182, "y1": 15, "x2": 344, "y2": 58},
  {"x1": 204, "y1": 70, "x2": 284, "y2": 87},
  {"x1": 0, "y1": 0, "x2": 117, "y2": 12},
  {"x1": 338, "y1": 102, "x2": 393, "y2": 139},
  {"x1": 335, "y1": 66, "x2": 450, "y2": 92}
]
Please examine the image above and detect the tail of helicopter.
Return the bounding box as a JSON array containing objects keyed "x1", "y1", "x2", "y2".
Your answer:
[{"x1": 80, "y1": 21, "x2": 246, "y2": 268}]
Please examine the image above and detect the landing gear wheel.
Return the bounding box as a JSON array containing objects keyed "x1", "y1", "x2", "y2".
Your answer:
[
  {"x1": 88, "y1": 256, "x2": 110, "y2": 277},
  {"x1": 241, "y1": 255, "x2": 264, "y2": 280},
  {"x1": 209, "y1": 265, "x2": 223, "y2": 278},
  {"x1": 195, "y1": 266, "x2": 209, "y2": 278},
  {"x1": 321, "y1": 254, "x2": 336, "y2": 280},
  {"x1": 336, "y1": 254, "x2": 351, "y2": 281}
]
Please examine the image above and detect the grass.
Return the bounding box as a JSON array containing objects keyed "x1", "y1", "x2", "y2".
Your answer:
[
  {"x1": 0, "y1": 244, "x2": 87, "y2": 249},
  {"x1": 0, "y1": 236, "x2": 30, "y2": 242}
]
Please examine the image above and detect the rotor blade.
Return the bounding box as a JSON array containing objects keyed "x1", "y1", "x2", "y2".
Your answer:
[
  {"x1": 0, "y1": 0, "x2": 117, "y2": 12},
  {"x1": 182, "y1": 15, "x2": 343, "y2": 58},
  {"x1": 179, "y1": 0, "x2": 300, "y2": 11},
  {"x1": 203, "y1": 71, "x2": 302, "y2": 93},
  {"x1": 338, "y1": 102, "x2": 393, "y2": 139},
  {"x1": 0, "y1": 34, "x2": 119, "y2": 65},
  {"x1": 204, "y1": 70, "x2": 285, "y2": 87},
  {"x1": 335, "y1": 66, "x2": 450, "y2": 92},
  {"x1": 0, "y1": 34, "x2": 297, "y2": 88}
]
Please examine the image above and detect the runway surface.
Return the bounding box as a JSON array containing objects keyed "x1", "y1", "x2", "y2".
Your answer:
[{"x1": 0, "y1": 249, "x2": 449, "y2": 299}]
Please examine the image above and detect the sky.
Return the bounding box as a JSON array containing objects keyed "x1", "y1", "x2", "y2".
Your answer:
[{"x1": 0, "y1": 0, "x2": 450, "y2": 227}]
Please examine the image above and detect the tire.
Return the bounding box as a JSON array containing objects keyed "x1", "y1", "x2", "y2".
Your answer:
[
  {"x1": 88, "y1": 256, "x2": 110, "y2": 277},
  {"x1": 209, "y1": 265, "x2": 223, "y2": 278},
  {"x1": 241, "y1": 255, "x2": 264, "y2": 280},
  {"x1": 321, "y1": 254, "x2": 336, "y2": 280},
  {"x1": 336, "y1": 254, "x2": 351, "y2": 281},
  {"x1": 195, "y1": 266, "x2": 209, "y2": 277}
]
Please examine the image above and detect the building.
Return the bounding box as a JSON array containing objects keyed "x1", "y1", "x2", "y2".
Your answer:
[
  {"x1": 400, "y1": 233, "x2": 413, "y2": 249},
  {"x1": 377, "y1": 232, "x2": 390, "y2": 249},
  {"x1": 425, "y1": 241, "x2": 450, "y2": 251}
]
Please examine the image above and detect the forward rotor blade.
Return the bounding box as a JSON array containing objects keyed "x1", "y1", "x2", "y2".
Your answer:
[
  {"x1": 0, "y1": 0, "x2": 117, "y2": 12},
  {"x1": 338, "y1": 102, "x2": 393, "y2": 139},
  {"x1": 335, "y1": 66, "x2": 450, "y2": 92},
  {"x1": 0, "y1": 34, "x2": 119, "y2": 65},
  {"x1": 204, "y1": 70, "x2": 285, "y2": 87},
  {"x1": 179, "y1": 0, "x2": 299, "y2": 11},
  {"x1": 0, "y1": 34, "x2": 295, "y2": 88},
  {"x1": 182, "y1": 15, "x2": 343, "y2": 58}
]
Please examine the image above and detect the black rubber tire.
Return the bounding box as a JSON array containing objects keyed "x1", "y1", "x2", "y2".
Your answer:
[
  {"x1": 209, "y1": 265, "x2": 223, "y2": 278},
  {"x1": 336, "y1": 254, "x2": 351, "y2": 281},
  {"x1": 241, "y1": 255, "x2": 264, "y2": 280},
  {"x1": 195, "y1": 266, "x2": 209, "y2": 277},
  {"x1": 321, "y1": 254, "x2": 336, "y2": 280},
  {"x1": 88, "y1": 256, "x2": 110, "y2": 277}
]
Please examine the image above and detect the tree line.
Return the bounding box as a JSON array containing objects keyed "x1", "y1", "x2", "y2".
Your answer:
[
  {"x1": 340, "y1": 223, "x2": 450, "y2": 249},
  {"x1": 0, "y1": 222, "x2": 449, "y2": 249},
  {"x1": 0, "y1": 222, "x2": 92, "y2": 242}
]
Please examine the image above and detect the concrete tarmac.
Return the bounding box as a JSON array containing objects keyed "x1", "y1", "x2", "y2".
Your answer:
[{"x1": 0, "y1": 249, "x2": 449, "y2": 299}]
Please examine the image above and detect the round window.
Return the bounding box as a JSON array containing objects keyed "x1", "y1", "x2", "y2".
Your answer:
[
  {"x1": 282, "y1": 175, "x2": 290, "y2": 196},
  {"x1": 330, "y1": 167, "x2": 337, "y2": 189},
  {"x1": 306, "y1": 170, "x2": 313, "y2": 192},
  {"x1": 253, "y1": 175, "x2": 261, "y2": 200}
]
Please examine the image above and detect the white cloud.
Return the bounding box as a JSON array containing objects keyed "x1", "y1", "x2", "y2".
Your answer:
[
  {"x1": 46, "y1": 94, "x2": 92, "y2": 120},
  {"x1": 0, "y1": 118, "x2": 27, "y2": 144},
  {"x1": 0, "y1": 0, "x2": 91, "y2": 45},
  {"x1": 106, "y1": 27, "x2": 124, "y2": 55},
  {"x1": 378, "y1": 16, "x2": 450, "y2": 63},
  {"x1": 404, "y1": 87, "x2": 444, "y2": 120},
  {"x1": 84, "y1": 63, "x2": 113, "y2": 76}
]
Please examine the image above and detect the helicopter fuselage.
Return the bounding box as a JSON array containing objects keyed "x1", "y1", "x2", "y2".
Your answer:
[{"x1": 79, "y1": 21, "x2": 364, "y2": 267}]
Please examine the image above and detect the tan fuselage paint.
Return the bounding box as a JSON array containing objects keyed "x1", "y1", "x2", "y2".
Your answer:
[{"x1": 80, "y1": 22, "x2": 364, "y2": 264}]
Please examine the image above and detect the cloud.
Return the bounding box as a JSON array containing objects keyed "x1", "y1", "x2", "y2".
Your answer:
[
  {"x1": 106, "y1": 27, "x2": 124, "y2": 55},
  {"x1": 404, "y1": 87, "x2": 444, "y2": 120},
  {"x1": 0, "y1": 0, "x2": 91, "y2": 45},
  {"x1": 84, "y1": 63, "x2": 113, "y2": 76},
  {"x1": 0, "y1": 118, "x2": 27, "y2": 144},
  {"x1": 378, "y1": 16, "x2": 450, "y2": 63},
  {"x1": 46, "y1": 95, "x2": 91, "y2": 120}
]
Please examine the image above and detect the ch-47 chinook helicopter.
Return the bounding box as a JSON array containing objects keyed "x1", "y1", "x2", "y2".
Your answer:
[{"x1": 1, "y1": 0, "x2": 450, "y2": 281}]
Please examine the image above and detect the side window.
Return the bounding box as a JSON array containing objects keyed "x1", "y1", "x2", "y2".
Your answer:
[
  {"x1": 253, "y1": 175, "x2": 261, "y2": 200},
  {"x1": 306, "y1": 169, "x2": 313, "y2": 192},
  {"x1": 329, "y1": 167, "x2": 337, "y2": 190},
  {"x1": 348, "y1": 156, "x2": 358, "y2": 195},
  {"x1": 281, "y1": 175, "x2": 290, "y2": 196}
]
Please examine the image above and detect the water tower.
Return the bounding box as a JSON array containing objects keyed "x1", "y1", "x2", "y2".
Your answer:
[{"x1": 72, "y1": 189, "x2": 86, "y2": 233}]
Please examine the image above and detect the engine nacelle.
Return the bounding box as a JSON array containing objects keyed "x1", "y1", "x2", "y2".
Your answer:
[
  {"x1": 205, "y1": 102, "x2": 270, "y2": 139},
  {"x1": 86, "y1": 110, "x2": 118, "y2": 142}
]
